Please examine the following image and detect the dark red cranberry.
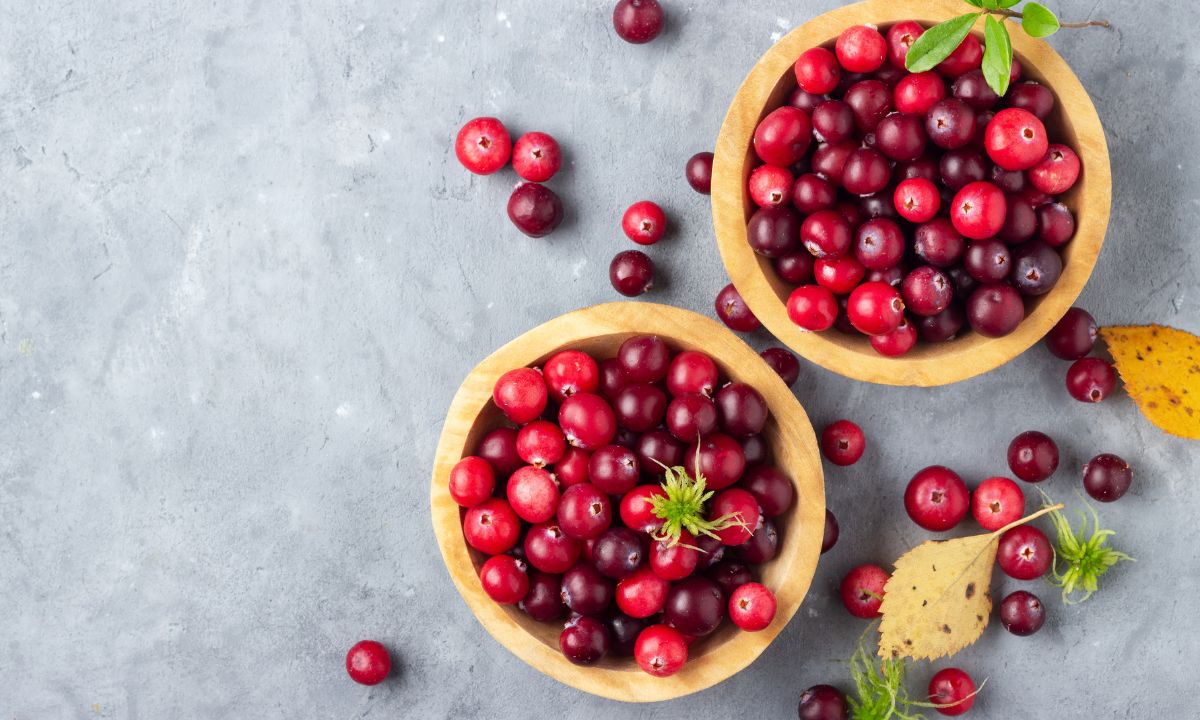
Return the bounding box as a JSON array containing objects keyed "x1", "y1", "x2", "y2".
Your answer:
[
  {"x1": 857, "y1": 191, "x2": 899, "y2": 221},
  {"x1": 1066, "y1": 356, "x2": 1117, "y2": 402},
  {"x1": 589, "y1": 444, "x2": 641, "y2": 495},
  {"x1": 939, "y1": 148, "x2": 987, "y2": 191},
  {"x1": 914, "y1": 218, "x2": 965, "y2": 268},
  {"x1": 613, "y1": 383, "x2": 667, "y2": 432},
  {"x1": 455, "y1": 117, "x2": 511, "y2": 175},
  {"x1": 521, "y1": 570, "x2": 568, "y2": 621},
  {"x1": 775, "y1": 251, "x2": 816, "y2": 285},
  {"x1": 997, "y1": 525, "x2": 1052, "y2": 580},
  {"x1": 559, "y1": 393, "x2": 618, "y2": 450},
  {"x1": 873, "y1": 63, "x2": 906, "y2": 86},
  {"x1": 663, "y1": 577, "x2": 726, "y2": 636},
  {"x1": 946, "y1": 265, "x2": 977, "y2": 297},
  {"x1": 875, "y1": 113, "x2": 926, "y2": 161},
  {"x1": 346, "y1": 640, "x2": 391, "y2": 685},
  {"x1": 1083, "y1": 453, "x2": 1133, "y2": 502},
  {"x1": 666, "y1": 350, "x2": 718, "y2": 397},
  {"x1": 618, "y1": 335, "x2": 670, "y2": 383},
  {"x1": 686, "y1": 151, "x2": 714, "y2": 194},
  {"x1": 476, "y1": 427, "x2": 523, "y2": 479},
  {"x1": 665, "y1": 393, "x2": 718, "y2": 442},
  {"x1": 525, "y1": 522, "x2": 582, "y2": 574},
  {"x1": 607, "y1": 612, "x2": 648, "y2": 656},
  {"x1": 508, "y1": 182, "x2": 564, "y2": 237},
  {"x1": 715, "y1": 383, "x2": 768, "y2": 437},
  {"x1": 963, "y1": 239, "x2": 1012, "y2": 283},
  {"x1": 716, "y1": 283, "x2": 761, "y2": 332},
  {"x1": 706, "y1": 561, "x2": 753, "y2": 599},
  {"x1": 636, "y1": 429, "x2": 684, "y2": 477},
  {"x1": 841, "y1": 148, "x2": 891, "y2": 195},
  {"x1": 592, "y1": 527, "x2": 645, "y2": 579},
  {"x1": 897, "y1": 154, "x2": 940, "y2": 182},
  {"x1": 815, "y1": 256, "x2": 867, "y2": 295},
  {"x1": 801, "y1": 209, "x2": 853, "y2": 258},
  {"x1": 559, "y1": 615, "x2": 610, "y2": 665},
  {"x1": 967, "y1": 283, "x2": 1024, "y2": 337},
  {"x1": 794, "y1": 47, "x2": 841, "y2": 95},
  {"x1": 610, "y1": 250, "x2": 655, "y2": 296},
  {"x1": 917, "y1": 303, "x2": 965, "y2": 342},
  {"x1": 844, "y1": 79, "x2": 892, "y2": 132},
  {"x1": 736, "y1": 518, "x2": 779, "y2": 564},
  {"x1": 748, "y1": 206, "x2": 802, "y2": 258},
  {"x1": 557, "y1": 483, "x2": 613, "y2": 540},
  {"x1": 866, "y1": 264, "x2": 906, "y2": 288},
  {"x1": 811, "y1": 141, "x2": 857, "y2": 184},
  {"x1": 740, "y1": 465, "x2": 795, "y2": 516},
  {"x1": 904, "y1": 465, "x2": 969, "y2": 531},
  {"x1": 788, "y1": 87, "x2": 828, "y2": 112},
  {"x1": 991, "y1": 164, "x2": 1027, "y2": 194},
  {"x1": 685, "y1": 433, "x2": 746, "y2": 490},
  {"x1": 760, "y1": 347, "x2": 801, "y2": 387},
  {"x1": 854, "y1": 218, "x2": 905, "y2": 271},
  {"x1": 612, "y1": 0, "x2": 665, "y2": 44},
  {"x1": 998, "y1": 198, "x2": 1037, "y2": 243},
  {"x1": 1045, "y1": 307, "x2": 1098, "y2": 360},
  {"x1": 999, "y1": 590, "x2": 1046, "y2": 636},
  {"x1": 798, "y1": 684, "x2": 850, "y2": 720},
  {"x1": 1011, "y1": 242, "x2": 1062, "y2": 296},
  {"x1": 812, "y1": 100, "x2": 855, "y2": 144},
  {"x1": 561, "y1": 563, "x2": 614, "y2": 615},
  {"x1": 1008, "y1": 431, "x2": 1059, "y2": 483},
  {"x1": 1006, "y1": 81, "x2": 1055, "y2": 119},
  {"x1": 792, "y1": 173, "x2": 837, "y2": 214},
  {"x1": 902, "y1": 266, "x2": 953, "y2": 317},
  {"x1": 1037, "y1": 202, "x2": 1076, "y2": 247},
  {"x1": 741, "y1": 436, "x2": 770, "y2": 467},
  {"x1": 754, "y1": 107, "x2": 813, "y2": 166},
  {"x1": 925, "y1": 99, "x2": 976, "y2": 150},
  {"x1": 821, "y1": 509, "x2": 839, "y2": 554},
  {"x1": 952, "y1": 68, "x2": 1000, "y2": 110},
  {"x1": 598, "y1": 358, "x2": 628, "y2": 402},
  {"x1": 894, "y1": 71, "x2": 945, "y2": 115}
]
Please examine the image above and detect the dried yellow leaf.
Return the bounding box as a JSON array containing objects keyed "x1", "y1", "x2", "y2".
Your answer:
[{"x1": 1100, "y1": 324, "x2": 1200, "y2": 440}]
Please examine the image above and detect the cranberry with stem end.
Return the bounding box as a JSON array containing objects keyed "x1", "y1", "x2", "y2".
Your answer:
[
  {"x1": 997, "y1": 525, "x2": 1053, "y2": 580},
  {"x1": 592, "y1": 527, "x2": 645, "y2": 579},
  {"x1": 761, "y1": 347, "x2": 801, "y2": 387},
  {"x1": 840, "y1": 563, "x2": 888, "y2": 618},
  {"x1": 463, "y1": 498, "x2": 520, "y2": 554},
  {"x1": 1066, "y1": 357, "x2": 1118, "y2": 403},
  {"x1": 493, "y1": 367, "x2": 547, "y2": 424},
  {"x1": 821, "y1": 420, "x2": 865, "y2": 466},
  {"x1": 448, "y1": 456, "x2": 495, "y2": 508},
  {"x1": 729, "y1": 582, "x2": 778, "y2": 632},
  {"x1": 821, "y1": 510, "x2": 840, "y2": 554},
  {"x1": 749, "y1": 165, "x2": 795, "y2": 208},
  {"x1": 801, "y1": 209, "x2": 852, "y2": 259},
  {"x1": 1012, "y1": 242, "x2": 1063, "y2": 296},
  {"x1": 716, "y1": 283, "x2": 761, "y2": 332},
  {"x1": 511, "y1": 131, "x2": 562, "y2": 182},
  {"x1": 999, "y1": 589, "x2": 1046, "y2": 636},
  {"x1": 346, "y1": 640, "x2": 391, "y2": 685},
  {"x1": 904, "y1": 466, "x2": 969, "y2": 531},
  {"x1": 622, "y1": 201, "x2": 667, "y2": 245},
  {"x1": 557, "y1": 483, "x2": 612, "y2": 540},
  {"x1": 795, "y1": 47, "x2": 841, "y2": 95},
  {"x1": 610, "y1": 250, "x2": 655, "y2": 297},
  {"x1": 963, "y1": 239, "x2": 1011, "y2": 283},
  {"x1": 894, "y1": 177, "x2": 941, "y2": 223},
  {"x1": 900, "y1": 266, "x2": 952, "y2": 318},
  {"x1": 1083, "y1": 453, "x2": 1133, "y2": 502},
  {"x1": 663, "y1": 576, "x2": 726, "y2": 636},
  {"x1": 871, "y1": 318, "x2": 918, "y2": 357},
  {"x1": 667, "y1": 350, "x2": 719, "y2": 397},
  {"x1": 525, "y1": 522, "x2": 582, "y2": 574},
  {"x1": 1029, "y1": 143, "x2": 1081, "y2": 195},
  {"x1": 476, "y1": 427, "x2": 523, "y2": 478},
  {"x1": 543, "y1": 349, "x2": 600, "y2": 401},
  {"x1": 715, "y1": 383, "x2": 768, "y2": 437},
  {"x1": 1008, "y1": 431, "x2": 1059, "y2": 482},
  {"x1": 740, "y1": 465, "x2": 795, "y2": 516},
  {"x1": 455, "y1": 117, "x2": 511, "y2": 175},
  {"x1": 650, "y1": 530, "x2": 700, "y2": 580},
  {"x1": 559, "y1": 615, "x2": 610, "y2": 666},
  {"x1": 1037, "y1": 202, "x2": 1076, "y2": 247},
  {"x1": 788, "y1": 285, "x2": 839, "y2": 331},
  {"x1": 986, "y1": 108, "x2": 1049, "y2": 171},
  {"x1": 508, "y1": 182, "x2": 564, "y2": 237},
  {"x1": 928, "y1": 667, "x2": 976, "y2": 716},
  {"x1": 815, "y1": 256, "x2": 867, "y2": 295},
  {"x1": 967, "y1": 283, "x2": 1025, "y2": 338},
  {"x1": 665, "y1": 393, "x2": 718, "y2": 442},
  {"x1": 589, "y1": 444, "x2": 641, "y2": 495},
  {"x1": 793, "y1": 173, "x2": 838, "y2": 213},
  {"x1": 926, "y1": 99, "x2": 976, "y2": 150},
  {"x1": 636, "y1": 429, "x2": 684, "y2": 478},
  {"x1": 559, "y1": 393, "x2": 617, "y2": 449},
  {"x1": 686, "y1": 152, "x2": 714, "y2": 194},
  {"x1": 685, "y1": 433, "x2": 746, "y2": 491},
  {"x1": 847, "y1": 282, "x2": 905, "y2": 335},
  {"x1": 855, "y1": 218, "x2": 906, "y2": 270},
  {"x1": 894, "y1": 71, "x2": 945, "y2": 115},
  {"x1": 480, "y1": 554, "x2": 529, "y2": 604},
  {"x1": 951, "y1": 181, "x2": 1007, "y2": 240},
  {"x1": 1045, "y1": 307, "x2": 1098, "y2": 360},
  {"x1": 612, "y1": 0, "x2": 664, "y2": 44},
  {"x1": 799, "y1": 684, "x2": 851, "y2": 720},
  {"x1": 517, "y1": 420, "x2": 566, "y2": 467},
  {"x1": 749, "y1": 206, "x2": 802, "y2": 258},
  {"x1": 521, "y1": 570, "x2": 567, "y2": 621},
  {"x1": 971, "y1": 476, "x2": 1025, "y2": 531},
  {"x1": 886, "y1": 20, "x2": 925, "y2": 67},
  {"x1": 634, "y1": 624, "x2": 688, "y2": 677},
  {"x1": 754, "y1": 107, "x2": 813, "y2": 166},
  {"x1": 914, "y1": 218, "x2": 965, "y2": 268}
]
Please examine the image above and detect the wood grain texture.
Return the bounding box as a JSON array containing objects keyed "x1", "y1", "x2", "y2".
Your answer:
[
  {"x1": 712, "y1": 0, "x2": 1112, "y2": 386},
  {"x1": 429, "y1": 302, "x2": 824, "y2": 702}
]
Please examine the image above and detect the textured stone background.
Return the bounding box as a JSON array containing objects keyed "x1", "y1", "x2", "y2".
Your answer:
[{"x1": 2, "y1": 1, "x2": 1197, "y2": 717}]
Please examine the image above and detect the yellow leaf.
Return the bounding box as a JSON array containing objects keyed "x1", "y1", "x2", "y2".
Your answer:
[
  {"x1": 877, "y1": 506, "x2": 1061, "y2": 662},
  {"x1": 1100, "y1": 324, "x2": 1200, "y2": 440}
]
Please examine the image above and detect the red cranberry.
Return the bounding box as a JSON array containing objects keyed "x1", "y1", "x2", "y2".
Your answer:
[
  {"x1": 559, "y1": 393, "x2": 617, "y2": 449},
  {"x1": 1012, "y1": 242, "x2": 1063, "y2": 296},
  {"x1": 728, "y1": 582, "x2": 777, "y2": 632},
  {"x1": 622, "y1": 200, "x2": 667, "y2": 245},
  {"x1": 928, "y1": 667, "x2": 976, "y2": 716},
  {"x1": 610, "y1": 250, "x2": 655, "y2": 297},
  {"x1": 525, "y1": 522, "x2": 582, "y2": 574},
  {"x1": 716, "y1": 283, "x2": 761, "y2": 332},
  {"x1": 999, "y1": 590, "x2": 1046, "y2": 636},
  {"x1": 935, "y1": 32, "x2": 982, "y2": 77},
  {"x1": 1006, "y1": 81, "x2": 1055, "y2": 119},
  {"x1": 821, "y1": 510, "x2": 840, "y2": 554},
  {"x1": 598, "y1": 358, "x2": 629, "y2": 402},
  {"x1": 1045, "y1": 307, "x2": 1098, "y2": 360},
  {"x1": 741, "y1": 434, "x2": 770, "y2": 465},
  {"x1": 493, "y1": 367, "x2": 547, "y2": 424},
  {"x1": 952, "y1": 68, "x2": 999, "y2": 110},
  {"x1": 613, "y1": 383, "x2": 668, "y2": 433},
  {"x1": 789, "y1": 87, "x2": 828, "y2": 112},
  {"x1": 634, "y1": 624, "x2": 688, "y2": 677},
  {"x1": 904, "y1": 466, "x2": 969, "y2": 531},
  {"x1": 463, "y1": 498, "x2": 520, "y2": 554},
  {"x1": 618, "y1": 335, "x2": 670, "y2": 383},
  {"x1": 665, "y1": 393, "x2": 718, "y2": 442},
  {"x1": 798, "y1": 209, "x2": 850, "y2": 259},
  {"x1": 844, "y1": 79, "x2": 892, "y2": 132},
  {"x1": 557, "y1": 483, "x2": 612, "y2": 540},
  {"x1": 967, "y1": 283, "x2": 1024, "y2": 338},
  {"x1": 820, "y1": 419, "x2": 865, "y2": 466},
  {"x1": 925, "y1": 99, "x2": 976, "y2": 150},
  {"x1": 516, "y1": 420, "x2": 566, "y2": 468},
  {"x1": 951, "y1": 181, "x2": 1007, "y2": 240},
  {"x1": 686, "y1": 151, "x2": 714, "y2": 194},
  {"x1": 939, "y1": 148, "x2": 987, "y2": 191},
  {"x1": 787, "y1": 285, "x2": 839, "y2": 331},
  {"x1": 914, "y1": 218, "x2": 965, "y2": 268},
  {"x1": 760, "y1": 347, "x2": 800, "y2": 387},
  {"x1": 997, "y1": 525, "x2": 1052, "y2": 580},
  {"x1": 847, "y1": 281, "x2": 905, "y2": 335},
  {"x1": 871, "y1": 318, "x2": 918, "y2": 356},
  {"x1": 589, "y1": 444, "x2": 641, "y2": 494},
  {"x1": 886, "y1": 20, "x2": 924, "y2": 64},
  {"x1": 621, "y1": 484, "x2": 665, "y2": 533},
  {"x1": 476, "y1": 427, "x2": 523, "y2": 478},
  {"x1": 749, "y1": 165, "x2": 795, "y2": 208},
  {"x1": 754, "y1": 107, "x2": 813, "y2": 166},
  {"x1": 894, "y1": 71, "x2": 945, "y2": 115},
  {"x1": 985, "y1": 108, "x2": 1048, "y2": 171},
  {"x1": 1037, "y1": 202, "x2": 1076, "y2": 247},
  {"x1": 455, "y1": 117, "x2": 511, "y2": 175},
  {"x1": 998, "y1": 198, "x2": 1037, "y2": 244},
  {"x1": 917, "y1": 303, "x2": 965, "y2": 342},
  {"x1": 894, "y1": 177, "x2": 940, "y2": 223},
  {"x1": 841, "y1": 148, "x2": 891, "y2": 195},
  {"x1": 792, "y1": 173, "x2": 837, "y2": 213},
  {"x1": 811, "y1": 141, "x2": 857, "y2": 184},
  {"x1": 511, "y1": 131, "x2": 561, "y2": 182},
  {"x1": 795, "y1": 47, "x2": 842, "y2": 95},
  {"x1": 815, "y1": 256, "x2": 866, "y2": 295},
  {"x1": 559, "y1": 614, "x2": 611, "y2": 665},
  {"x1": 740, "y1": 465, "x2": 795, "y2": 516},
  {"x1": 1066, "y1": 357, "x2": 1117, "y2": 403},
  {"x1": 1008, "y1": 431, "x2": 1059, "y2": 483},
  {"x1": 650, "y1": 530, "x2": 700, "y2": 580},
  {"x1": 749, "y1": 206, "x2": 802, "y2": 258},
  {"x1": 836, "y1": 25, "x2": 887, "y2": 72},
  {"x1": 345, "y1": 640, "x2": 391, "y2": 685},
  {"x1": 686, "y1": 433, "x2": 746, "y2": 490},
  {"x1": 667, "y1": 350, "x2": 719, "y2": 397},
  {"x1": 480, "y1": 554, "x2": 530, "y2": 604},
  {"x1": 963, "y1": 239, "x2": 1011, "y2": 283},
  {"x1": 612, "y1": 0, "x2": 664, "y2": 44},
  {"x1": 971, "y1": 476, "x2": 1025, "y2": 531},
  {"x1": 735, "y1": 517, "x2": 778, "y2": 563},
  {"x1": 875, "y1": 112, "x2": 927, "y2": 161},
  {"x1": 521, "y1": 570, "x2": 567, "y2": 621},
  {"x1": 811, "y1": 101, "x2": 855, "y2": 144},
  {"x1": 799, "y1": 684, "x2": 850, "y2": 720},
  {"x1": 448, "y1": 456, "x2": 495, "y2": 508},
  {"x1": 561, "y1": 563, "x2": 614, "y2": 616},
  {"x1": 840, "y1": 563, "x2": 888, "y2": 618},
  {"x1": 1083, "y1": 453, "x2": 1133, "y2": 502},
  {"x1": 636, "y1": 429, "x2": 685, "y2": 477},
  {"x1": 664, "y1": 576, "x2": 726, "y2": 636},
  {"x1": 776, "y1": 252, "x2": 815, "y2": 285},
  {"x1": 615, "y1": 566, "x2": 669, "y2": 618},
  {"x1": 508, "y1": 466, "x2": 560, "y2": 523},
  {"x1": 543, "y1": 350, "x2": 600, "y2": 402},
  {"x1": 1029, "y1": 144, "x2": 1081, "y2": 195},
  {"x1": 902, "y1": 266, "x2": 952, "y2": 317},
  {"x1": 508, "y1": 182, "x2": 564, "y2": 237}
]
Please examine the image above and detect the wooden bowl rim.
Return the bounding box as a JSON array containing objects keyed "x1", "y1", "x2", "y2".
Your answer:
[
  {"x1": 712, "y1": 0, "x2": 1113, "y2": 386},
  {"x1": 429, "y1": 302, "x2": 825, "y2": 702}
]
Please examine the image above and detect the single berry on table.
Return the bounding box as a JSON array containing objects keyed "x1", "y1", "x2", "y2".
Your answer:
[
  {"x1": 507, "y1": 182, "x2": 564, "y2": 237},
  {"x1": 996, "y1": 525, "x2": 1053, "y2": 580},
  {"x1": 454, "y1": 117, "x2": 511, "y2": 175},
  {"x1": 511, "y1": 131, "x2": 562, "y2": 182},
  {"x1": 716, "y1": 283, "x2": 761, "y2": 332},
  {"x1": 686, "y1": 151, "x2": 714, "y2": 194},
  {"x1": 1083, "y1": 453, "x2": 1133, "y2": 502},
  {"x1": 840, "y1": 563, "x2": 889, "y2": 619},
  {"x1": 971, "y1": 476, "x2": 1025, "y2": 532},
  {"x1": 1066, "y1": 357, "x2": 1118, "y2": 403},
  {"x1": 904, "y1": 466, "x2": 969, "y2": 531},
  {"x1": 610, "y1": 250, "x2": 655, "y2": 297},
  {"x1": 1007, "y1": 431, "x2": 1059, "y2": 482},
  {"x1": 798, "y1": 683, "x2": 851, "y2": 720},
  {"x1": 999, "y1": 589, "x2": 1046, "y2": 636},
  {"x1": 761, "y1": 347, "x2": 801, "y2": 387},
  {"x1": 622, "y1": 200, "x2": 667, "y2": 245},
  {"x1": 821, "y1": 419, "x2": 865, "y2": 466},
  {"x1": 1045, "y1": 307, "x2": 1098, "y2": 360},
  {"x1": 612, "y1": 0, "x2": 664, "y2": 44},
  {"x1": 928, "y1": 667, "x2": 976, "y2": 716},
  {"x1": 345, "y1": 640, "x2": 391, "y2": 686}
]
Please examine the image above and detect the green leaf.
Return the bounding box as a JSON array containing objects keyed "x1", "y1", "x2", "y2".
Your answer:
[
  {"x1": 905, "y1": 13, "x2": 981, "y2": 73},
  {"x1": 997, "y1": 0, "x2": 1022, "y2": 7},
  {"x1": 981, "y1": 15, "x2": 1013, "y2": 96},
  {"x1": 963, "y1": 0, "x2": 985, "y2": 6},
  {"x1": 1022, "y1": 2, "x2": 1061, "y2": 37}
]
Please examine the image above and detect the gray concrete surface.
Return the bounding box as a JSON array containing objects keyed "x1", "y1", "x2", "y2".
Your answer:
[{"x1": 2, "y1": 1, "x2": 1197, "y2": 717}]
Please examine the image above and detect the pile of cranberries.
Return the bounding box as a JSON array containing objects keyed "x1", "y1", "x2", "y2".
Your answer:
[
  {"x1": 1043, "y1": 305, "x2": 1121, "y2": 403},
  {"x1": 448, "y1": 335, "x2": 797, "y2": 676},
  {"x1": 454, "y1": 117, "x2": 566, "y2": 238},
  {"x1": 737, "y1": 22, "x2": 1082, "y2": 355}
]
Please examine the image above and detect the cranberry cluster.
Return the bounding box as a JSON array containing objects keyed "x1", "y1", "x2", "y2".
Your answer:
[
  {"x1": 448, "y1": 336, "x2": 795, "y2": 676},
  {"x1": 742, "y1": 22, "x2": 1082, "y2": 355}
]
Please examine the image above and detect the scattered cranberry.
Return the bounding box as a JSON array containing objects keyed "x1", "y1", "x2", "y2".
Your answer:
[
  {"x1": 463, "y1": 498, "x2": 521, "y2": 554},
  {"x1": 996, "y1": 525, "x2": 1052, "y2": 580},
  {"x1": 999, "y1": 589, "x2": 1046, "y2": 636},
  {"x1": 1083, "y1": 453, "x2": 1133, "y2": 502},
  {"x1": 448, "y1": 456, "x2": 495, "y2": 507},
  {"x1": 612, "y1": 0, "x2": 664, "y2": 44},
  {"x1": 511, "y1": 131, "x2": 561, "y2": 182},
  {"x1": 455, "y1": 117, "x2": 511, "y2": 175},
  {"x1": 1007, "y1": 431, "x2": 1059, "y2": 483},
  {"x1": 821, "y1": 419, "x2": 865, "y2": 466},
  {"x1": 507, "y1": 182, "x2": 564, "y2": 237},
  {"x1": 621, "y1": 201, "x2": 667, "y2": 245},
  {"x1": 761, "y1": 347, "x2": 801, "y2": 387},
  {"x1": 480, "y1": 554, "x2": 530, "y2": 604},
  {"x1": 788, "y1": 285, "x2": 839, "y2": 332},
  {"x1": 560, "y1": 614, "x2": 610, "y2": 665},
  {"x1": 634, "y1": 624, "x2": 688, "y2": 677},
  {"x1": 795, "y1": 47, "x2": 841, "y2": 95},
  {"x1": 1066, "y1": 357, "x2": 1118, "y2": 403},
  {"x1": 716, "y1": 283, "x2": 761, "y2": 332},
  {"x1": 840, "y1": 563, "x2": 888, "y2": 619},
  {"x1": 928, "y1": 667, "x2": 976, "y2": 716},
  {"x1": 1045, "y1": 307, "x2": 1098, "y2": 360},
  {"x1": 798, "y1": 684, "x2": 850, "y2": 720},
  {"x1": 971, "y1": 476, "x2": 1024, "y2": 531},
  {"x1": 904, "y1": 466, "x2": 969, "y2": 531},
  {"x1": 728, "y1": 582, "x2": 777, "y2": 631},
  {"x1": 610, "y1": 250, "x2": 655, "y2": 297},
  {"x1": 686, "y1": 151, "x2": 714, "y2": 194},
  {"x1": 821, "y1": 509, "x2": 840, "y2": 553},
  {"x1": 345, "y1": 640, "x2": 391, "y2": 686}
]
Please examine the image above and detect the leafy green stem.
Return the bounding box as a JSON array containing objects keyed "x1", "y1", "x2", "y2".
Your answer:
[
  {"x1": 649, "y1": 457, "x2": 747, "y2": 547},
  {"x1": 1040, "y1": 492, "x2": 1135, "y2": 605}
]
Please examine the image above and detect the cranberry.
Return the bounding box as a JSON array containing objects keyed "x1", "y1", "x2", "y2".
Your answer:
[
  {"x1": 612, "y1": 0, "x2": 664, "y2": 44},
  {"x1": 917, "y1": 303, "x2": 966, "y2": 342},
  {"x1": 621, "y1": 200, "x2": 667, "y2": 245},
  {"x1": 650, "y1": 531, "x2": 700, "y2": 580},
  {"x1": 736, "y1": 516, "x2": 779, "y2": 563},
  {"x1": 998, "y1": 199, "x2": 1037, "y2": 244},
  {"x1": 925, "y1": 99, "x2": 975, "y2": 150},
  {"x1": 1012, "y1": 242, "x2": 1063, "y2": 296},
  {"x1": 455, "y1": 117, "x2": 511, "y2": 175},
  {"x1": 480, "y1": 554, "x2": 530, "y2": 604},
  {"x1": 822, "y1": 509, "x2": 840, "y2": 554},
  {"x1": 1008, "y1": 431, "x2": 1059, "y2": 483},
  {"x1": 726, "y1": 582, "x2": 777, "y2": 632},
  {"x1": 789, "y1": 87, "x2": 828, "y2": 112},
  {"x1": 635, "y1": 624, "x2": 688, "y2": 677},
  {"x1": 985, "y1": 108, "x2": 1048, "y2": 171},
  {"x1": 511, "y1": 131, "x2": 561, "y2": 182},
  {"x1": 885, "y1": 20, "x2": 924, "y2": 65},
  {"x1": 967, "y1": 283, "x2": 1024, "y2": 337},
  {"x1": 607, "y1": 612, "x2": 647, "y2": 656},
  {"x1": 618, "y1": 335, "x2": 670, "y2": 383},
  {"x1": 902, "y1": 266, "x2": 953, "y2": 317},
  {"x1": 788, "y1": 284, "x2": 839, "y2": 331},
  {"x1": 971, "y1": 476, "x2": 1025, "y2": 531},
  {"x1": 795, "y1": 47, "x2": 842, "y2": 95},
  {"x1": 664, "y1": 576, "x2": 726, "y2": 636},
  {"x1": 476, "y1": 427, "x2": 523, "y2": 478},
  {"x1": 506, "y1": 466, "x2": 559, "y2": 523},
  {"x1": 811, "y1": 141, "x2": 857, "y2": 184},
  {"x1": 951, "y1": 181, "x2": 1007, "y2": 240},
  {"x1": 517, "y1": 420, "x2": 567, "y2": 468},
  {"x1": 665, "y1": 393, "x2": 718, "y2": 442},
  {"x1": 797, "y1": 209, "x2": 849, "y2": 259},
  {"x1": 1037, "y1": 202, "x2": 1076, "y2": 247},
  {"x1": 621, "y1": 484, "x2": 665, "y2": 533},
  {"x1": 709, "y1": 488, "x2": 761, "y2": 546},
  {"x1": 557, "y1": 483, "x2": 613, "y2": 540},
  {"x1": 737, "y1": 465, "x2": 792, "y2": 517},
  {"x1": 749, "y1": 206, "x2": 802, "y2": 258},
  {"x1": 963, "y1": 239, "x2": 1011, "y2": 283},
  {"x1": 840, "y1": 563, "x2": 889, "y2": 618},
  {"x1": 589, "y1": 444, "x2": 641, "y2": 494},
  {"x1": 1029, "y1": 144, "x2": 1081, "y2": 195},
  {"x1": 686, "y1": 151, "x2": 714, "y2": 194},
  {"x1": 952, "y1": 68, "x2": 999, "y2": 110},
  {"x1": 508, "y1": 182, "x2": 564, "y2": 237},
  {"x1": 345, "y1": 640, "x2": 391, "y2": 685},
  {"x1": 749, "y1": 166, "x2": 795, "y2": 208},
  {"x1": 562, "y1": 564, "x2": 615, "y2": 615},
  {"x1": 819, "y1": 419, "x2": 865, "y2": 466},
  {"x1": 866, "y1": 263, "x2": 906, "y2": 288},
  {"x1": 521, "y1": 570, "x2": 567, "y2": 621},
  {"x1": 1018, "y1": 187, "x2": 1054, "y2": 208},
  {"x1": 914, "y1": 218, "x2": 965, "y2": 268},
  {"x1": 741, "y1": 434, "x2": 770, "y2": 465},
  {"x1": 904, "y1": 466, "x2": 969, "y2": 531},
  {"x1": 667, "y1": 350, "x2": 719, "y2": 397},
  {"x1": 991, "y1": 164, "x2": 1027, "y2": 194},
  {"x1": 894, "y1": 71, "x2": 945, "y2": 115},
  {"x1": 935, "y1": 32, "x2": 982, "y2": 77},
  {"x1": 841, "y1": 148, "x2": 891, "y2": 195},
  {"x1": 1006, "y1": 81, "x2": 1055, "y2": 119},
  {"x1": 792, "y1": 174, "x2": 837, "y2": 214},
  {"x1": 811, "y1": 101, "x2": 854, "y2": 144},
  {"x1": 1045, "y1": 307, "x2": 1098, "y2": 360},
  {"x1": 715, "y1": 383, "x2": 768, "y2": 437},
  {"x1": 592, "y1": 527, "x2": 645, "y2": 579},
  {"x1": 609, "y1": 250, "x2": 655, "y2": 297},
  {"x1": 525, "y1": 522, "x2": 582, "y2": 574},
  {"x1": 559, "y1": 614, "x2": 610, "y2": 665},
  {"x1": 463, "y1": 498, "x2": 520, "y2": 554},
  {"x1": 493, "y1": 367, "x2": 547, "y2": 424},
  {"x1": 695, "y1": 534, "x2": 726, "y2": 569},
  {"x1": 448, "y1": 456, "x2": 495, "y2": 508},
  {"x1": 999, "y1": 589, "x2": 1046, "y2": 636},
  {"x1": 996, "y1": 525, "x2": 1052, "y2": 580},
  {"x1": 928, "y1": 667, "x2": 976, "y2": 716},
  {"x1": 612, "y1": 384, "x2": 667, "y2": 433},
  {"x1": 844, "y1": 79, "x2": 892, "y2": 132},
  {"x1": 716, "y1": 283, "x2": 762, "y2": 332},
  {"x1": 1066, "y1": 357, "x2": 1117, "y2": 403},
  {"x1": 847, "y1": 281, "x2": 905, "y2": 335},
  {"x1": 598, "y1": 358, "x2": 629, "y2": 402},
  {"x1": 636, "y1": 429, "x2": 685, "y2": 477},
  {"x1": 871, "y1": 318, "x2": 918, "y2": 356},
  {"x1": 558, "y1": 393, "x2": 616, "y2": 449},
  {"x1": 893, "y1": 178, "x2": 940, "y2": 223},
  {"x1": 1083, "y1": 453, "x2": 1133, "y2": 502},
  {"x1": 754, "y1": 107, "x2": 813, "y2": 166},
  {"x1": 686, "y1": 433, "x2": 746, "y2": 490},
  {"x1": 939, "y1": 148, "x2": 987, "y2": 191},
  {"x1": 815, "y1": 256, "x2": 867, "y2": 295},
  {"x1": 875, "y1": 113, "x2": 927, "y2": 161},
  {"x1": 799, "y1": 684, "x2": 850, "y2": 720},
  {"x1": 850, "y1": 218, "x2": 902, "y2": 272},
  {"x1": 836, "y1": 25, "x2": 887, "y2": 72},
  {"x1": 763, "y1": 348, "x2": 801, "y2": 388},
  {"x1": 542, "y1": 350, "x2": 600, "y2": 402},
  {"x1": 705, "y1": 561, "x2": 751, "y2": 600}
]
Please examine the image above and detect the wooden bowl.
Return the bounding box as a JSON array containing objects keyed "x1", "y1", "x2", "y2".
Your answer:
[
  {"x1": 712, "y1": 0, "x2": 1112, "y2": 386},
  {"x1": 430, "y1": 302, "x2": 824, "y2": 702}
]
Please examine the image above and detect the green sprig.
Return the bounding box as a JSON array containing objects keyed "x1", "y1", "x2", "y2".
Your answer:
[
  {"x1": 848, "y1": 642, "x2": 925, "y2": 720},
  {"x1": 1041, "y1": 494, "x2": 1135, "y2": 605},
  {"x1": 649, "y1": 459, "x2": 747, "y2": 547}
]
